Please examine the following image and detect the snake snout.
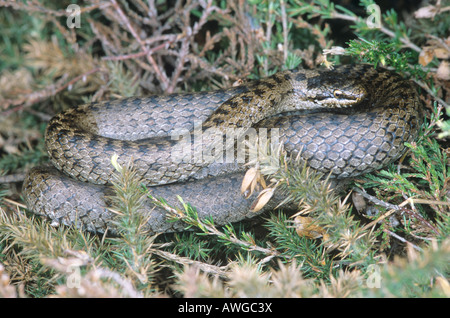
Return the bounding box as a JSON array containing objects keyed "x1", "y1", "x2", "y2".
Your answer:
[
  {"x1": 331, "y1": 85, "x2": 367, "y2": 107},
  {"x1": 313, "y1": 84, "x2": 367, "y2": 108}
]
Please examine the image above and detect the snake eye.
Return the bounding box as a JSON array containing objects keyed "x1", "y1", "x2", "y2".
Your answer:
[{"x1": 333, "y1": 89, "x2": 343, "y2": 98}]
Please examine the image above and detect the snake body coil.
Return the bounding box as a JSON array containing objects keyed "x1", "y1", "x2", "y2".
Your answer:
[{"x1": 23, "y1": 65, "x2": 422, "y2": 234}]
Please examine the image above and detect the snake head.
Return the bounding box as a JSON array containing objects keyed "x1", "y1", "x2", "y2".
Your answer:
[
  {"x1": 290, "y1": 68, "x2": 368, "y2": 109},
  {"x1": 312, "y1": 85, "x2": 367, "y2": 108}
]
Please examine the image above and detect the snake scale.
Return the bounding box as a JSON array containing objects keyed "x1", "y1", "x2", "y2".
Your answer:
[{"x1": 22, "y1": 64, "x2": 422, "y2": 235}]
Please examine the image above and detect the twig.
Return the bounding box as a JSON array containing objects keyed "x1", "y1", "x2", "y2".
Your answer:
[
  {"x1": 109, "y1": 0, "x2": 169, "y2": 90},
  {"x1": 351, "y1": 194, "x2": 424, "y2": 252},
  {"x1": 167, "y1": 38, "x2": 189, "y2": 93},
  {"x1": 0, "y1": 174, "x2": 27, "y2": 184},
  {"x1": 1, "y1": 68, "x2": 100, "y2": 115},
  {"x1": 331, "y1": 12, "x2": 422, "y2": 53},
  {"x1": 0, "y1": 0, "x2": 111, "y2": 16},
  {"x1": 147, "y1": 194, "x2": 280, "y2": 257},
  {"x1": 353, "y1": 187, "x2": 400, "y2": 211},
  {"x1": 383, "y1": 229, "x2": 423, "y2": 252},
  {"x1": 354, "y1": 187, "x2": 441, "y2": 235},
  {"x1": 1, "y1": 74, "x2": 67, "y2": 113},
  {"x1": 280, "y1": 0, "x2": 288, "y2": 64},
  {"x1": 102, "y1": 41, "x2": 172, "y2": 61},
  {"x1": 412, "y1": 78, "x2": 450, "y2": 110},
  {"x1": 399, "y1": 198, "x2": 443, "y2": 235},
  {"x1": 152, "y1": 249, "x2": 230, "y2": 278},
  {"x1": 2, "y1": 198, "x2": 28, "y2": 210},
  {"x1": 102, "y1": 51, "x2": 148, "y2": 61}
]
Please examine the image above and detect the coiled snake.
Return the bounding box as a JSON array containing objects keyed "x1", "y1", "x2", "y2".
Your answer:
[{"x1": 22, "y1": 64, "x2": 422, "y2": 234}]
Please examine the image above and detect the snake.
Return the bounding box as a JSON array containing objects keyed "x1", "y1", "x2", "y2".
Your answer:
[{"x1": 22, "y1": 64, "x2": 423, "y2": 235}]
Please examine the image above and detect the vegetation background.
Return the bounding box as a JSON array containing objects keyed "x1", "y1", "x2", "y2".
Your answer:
[{"x1": 0, "y1": 0, "x2": 449, "y2": 297}]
